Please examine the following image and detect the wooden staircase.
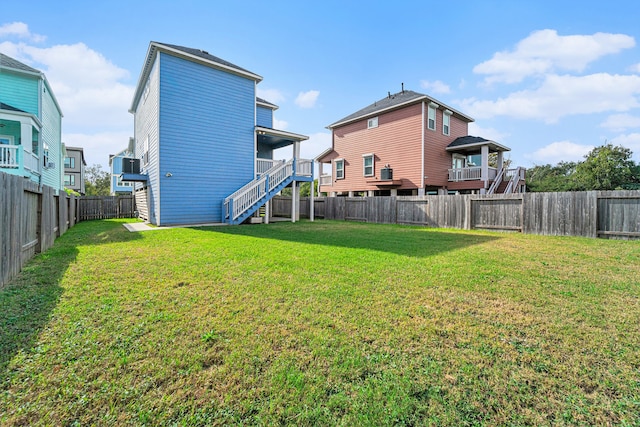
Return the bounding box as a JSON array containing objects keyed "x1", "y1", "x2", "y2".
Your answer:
[{"x1": 223, "y1": 158, "x2": 313, "y2": 225}]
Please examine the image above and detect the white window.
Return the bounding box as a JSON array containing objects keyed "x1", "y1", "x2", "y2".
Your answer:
[
  {"x1": 64, "y1": 174, "x2": 75, "y2": 186},
  {"x1": 64, "y1": 156, "x2": 75, "y2": 169},
  {"x1": 143, "y1": 135, "x2": 149, "y2": 165},
  {"x1": 443, "y1": 110, "x2": 452, "y2": 136},
  {"x1": 117, "y1": 176, "x2": 133, "y2": 187},
  {"x1": 362, "y1": 154, "x2": 374, "y2": 177},
  {"x1": 367, "y1": 117, "x2": 378, "y2": 129},
  {"x1": 43, "y1": 143, "x2": 50, "y2": 167},
  {"x1": 427, "y1": 102, "x2": 438, "y2": 131},
  {"x1": 335, "y1": 159, "x2": 344, "y2": 180}
]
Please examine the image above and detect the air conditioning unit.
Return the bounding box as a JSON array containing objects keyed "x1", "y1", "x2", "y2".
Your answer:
[
  {"x1": 47, "y1": 162, "x2": 56, "y2": 169},
  {"x1": 381, "y1": 167, "x2": 393, "y2": 180},
  {"x1": 122, "y1": 157, "x2": 140, "y2": 174}
]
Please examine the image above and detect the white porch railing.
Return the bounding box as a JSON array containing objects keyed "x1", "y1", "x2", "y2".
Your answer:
[
  {"x1": 487, "y1": 167, "x2": 506, "y2": 194},
  {"x1": 504, "y1": 167, "x2": 526, "y2": 194},
  {"x1": 23, "y1": 149, "x2": 40, "y2": 175},
  {"x1": 448, "y1": 167, "x2": 497, "y2": 182},
  {"x1": 0, "y1": 145, "x2": 19, "y2": 168},
  {"x1": 296, "y1": 159, "x2": 313, "y2": 177},
  {"x1": 320, "y1": 174, "x2": 332, "y2": 186},
  {"x1": 257, "y1": 158, "x2": 283, "y2": 175}
]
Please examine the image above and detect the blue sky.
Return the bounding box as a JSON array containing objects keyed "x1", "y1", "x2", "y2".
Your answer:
[{"x1": 2, "y1": 0, "x2": 640, "y2": 170}]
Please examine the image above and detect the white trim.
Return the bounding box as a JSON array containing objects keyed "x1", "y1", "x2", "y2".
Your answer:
[
  {"x1": 427, "y1": 103, "x2": 437, "y2": 131},
  {"x1": 445, "y1": 140, "x2": 511, "y2": 152},
  {"x1": 0, "y1": 135, "x2": 15, "y2": 145},
  {"x1": 334, "y1": 158, "x2": 344, "y2": 180},
  {"x1": 362, "y1": 154, "x2": 374, "y2": 177},
  {"x1": 255, "y1": 126, "x2": 309, "y2": 141},
  {"x1": 420, "y1": 101, "x2": 425, "y2": 191},
  {"x1": 443, "y1": 110, "x2": 451, "y2": 136},
  {"x1": 256, "y1": 99, "x2": 279, "y2": 110},
  {"x1": 327, "y1": 96, "x2": 428, "y2": 129},
  {"x1": 367, "y1": 116, "x2": 378, "y2": 129}
]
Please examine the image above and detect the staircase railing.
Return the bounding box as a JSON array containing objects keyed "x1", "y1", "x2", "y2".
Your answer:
[
  {"x1": 487, "y1": 167, "x2": 505, "y2": 194},
  {"x1": 504, "y1": 167, "x2": 524, "y2": 194},
  {"x1": 224, "y1": 159, "x2": 294, "y2": 221}
]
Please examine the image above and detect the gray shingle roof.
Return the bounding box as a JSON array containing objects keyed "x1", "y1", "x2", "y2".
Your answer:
[
  {"x1": 256, "y1": 96, "x2": 278, "y2": 109},
  {"x1": 329, "y1": 90, "x2": 427, "y2": 128},
  {"x1": 0, "y1": 53, "x2": 40, "y2": 74},
  {"x1": 447, "y1": 136, "x2": 489, "y2": 148},
  {"x1": 152, "y1": 42, "x2": 256, "y2": 77}
]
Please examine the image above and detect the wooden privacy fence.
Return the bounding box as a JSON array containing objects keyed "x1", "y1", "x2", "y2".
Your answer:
[
  {"x1": 1, "y1": 172, "x2": 78, "y2": 287},
  {"x1": 78, "y1": 195, "x2": 135, "y2": 220},
  {"x1": 271, "y1": 191, "x2": 640, "y2": 239},
  {"x1": 1, "y1": 170, "x2": 137, "y2": 288}
]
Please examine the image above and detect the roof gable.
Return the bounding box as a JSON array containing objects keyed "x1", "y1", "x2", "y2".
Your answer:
[
  {"x1": 130, "y1": 41, "x2": 263, "y2": 112},
  {"x1": 0, "y1": 53, "x2": 40, "y2": 74},
  {"x1": 328, "y1": 89, "x2": 474, "y2": 129}
]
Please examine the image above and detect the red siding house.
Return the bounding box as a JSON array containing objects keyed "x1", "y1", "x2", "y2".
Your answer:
[{"x1": 317, "y1": 90, "x2": 525, "y2": 196}]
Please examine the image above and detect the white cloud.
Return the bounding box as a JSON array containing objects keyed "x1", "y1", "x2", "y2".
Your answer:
[
  {"x1": 273, "y1": 118, "x2": 288, "y2": 130},
  {"x1": 1, "y1": 36, "x2": 135, "y2": 168},
  {"x1": 474, "y1": 29, "x2": 635, "y2": 84},
  {"x1": 420, "y1": 80, "x2": 450, "y2": 94},
  {"x1": 468, "y1": 123, "x2": 509, "y2": 143},
  {"x1": 295, "y1": 90, "x2": 320, "y2": 109},
  {"x1": 256, "y1": 88, "x2": 285, "y2": 104},
  {"x1": 459, "y1": 73, "x2": 640, "y2": 122},
  {"x1": 0, "y1": 22, "x2": 45, "y2": 42},
  {"x1": 611, "y1": 133, "x2": 640, "y2": 160},
  {"x1": 525, "y1": 141, "x2": 594, "y2": 164},
  {"x1": 600, "y1": 113, "x2": 640, "y2": 132},
  {"x1": 629, "y1": 63, "x2": 640, "y2": 73}
]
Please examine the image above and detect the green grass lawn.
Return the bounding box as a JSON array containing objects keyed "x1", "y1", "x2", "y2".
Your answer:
[{"x1": 1, "y1": 219, "x2": 639, "y2": 426}]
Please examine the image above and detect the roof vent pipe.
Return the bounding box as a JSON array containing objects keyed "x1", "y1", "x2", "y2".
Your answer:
[
  {"x1": 401, "y1": 82, "x2": 404, "y2": 93},
  {"x1": 388, "y1": 91, "x2": 391, "y2": 99}
]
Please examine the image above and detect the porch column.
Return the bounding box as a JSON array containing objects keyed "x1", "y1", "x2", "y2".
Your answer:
[
  {"x1": 481, "y1": 145, "x2": 489, "y2": 187},
  {"x1": 291, "y1": 181, "x2": 297, "y2": 223},
  {"x1": 265, "y1": 200, "x2": 270, "y2": 224},
  {"x1": 310, "y1": 163, "x2": 315, "y2": 222},
  {"x1": 497, "y1": 151, "x2": 504, "y2": 172}
]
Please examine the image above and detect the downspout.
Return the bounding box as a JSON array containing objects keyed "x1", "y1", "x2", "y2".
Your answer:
[
  {"x1": 420, "y1": 101, "x2": 425, "y2": 196},
  {"x1": 254, "y1": 81, "x2": 258, "y2": 179}
]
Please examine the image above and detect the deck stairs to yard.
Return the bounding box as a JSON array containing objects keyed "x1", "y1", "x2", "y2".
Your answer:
[
  {"x1": 487, "y1": 167, "x2": 525, "y2": 195},
  {"x1": 223, "y1": 158, "x2": 312, "y2": 225}
]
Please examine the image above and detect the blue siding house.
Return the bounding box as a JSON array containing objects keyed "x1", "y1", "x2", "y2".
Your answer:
[
  {"x1": 109, "y1": 146, "x2": 134, "y2": 195},
  {"x1": 126, "y1": 42, "x2": 313, "y2": 226},
  {"x1": 0, "y1": 53, "x2": 64, "y2": 192}
]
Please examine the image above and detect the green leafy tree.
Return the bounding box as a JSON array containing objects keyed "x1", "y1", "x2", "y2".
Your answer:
[
  {"x1": 280, "y1": 179, "x2": 319, "y2": 197},
  {"x1": 573, "y1": 144, "x2": 638, "y2": 190},
  {"x1": 84, "y1": 164, "x2": 111, "y2": 196},
  {"x1": 526, "y1": 161, "x2": 578, "y2": 192}
]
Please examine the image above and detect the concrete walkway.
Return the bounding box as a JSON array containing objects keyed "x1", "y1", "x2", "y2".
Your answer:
[{"x1": 123, "y1": 222, "x2": 227, "y2": 232}]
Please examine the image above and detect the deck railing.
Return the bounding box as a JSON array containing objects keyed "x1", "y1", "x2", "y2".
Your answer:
[
  {"x1": 320, "y1": 174, "x2": 332, "y2": 186},
  {"x1": 257, "y1": 159, "x2": 283, "y2": 175},
  {"x1": 448, "y1": 167, "x2": 497, "y2": 182},
  {"x1": 296, "y1": 159, "x2": 313, "y2": 177},
  {"x1": 0, "y1": 145, "x2": 19, "y2": 168},
  {"x1": 504, "y1": 167, "x2": 526, "y2": 194},
  {"x1": 24, "y1": 149, "x2": 40, "y2": 175},
  {"x1": 487, "y1": 167, "x2": 505, "y2": 194}
]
